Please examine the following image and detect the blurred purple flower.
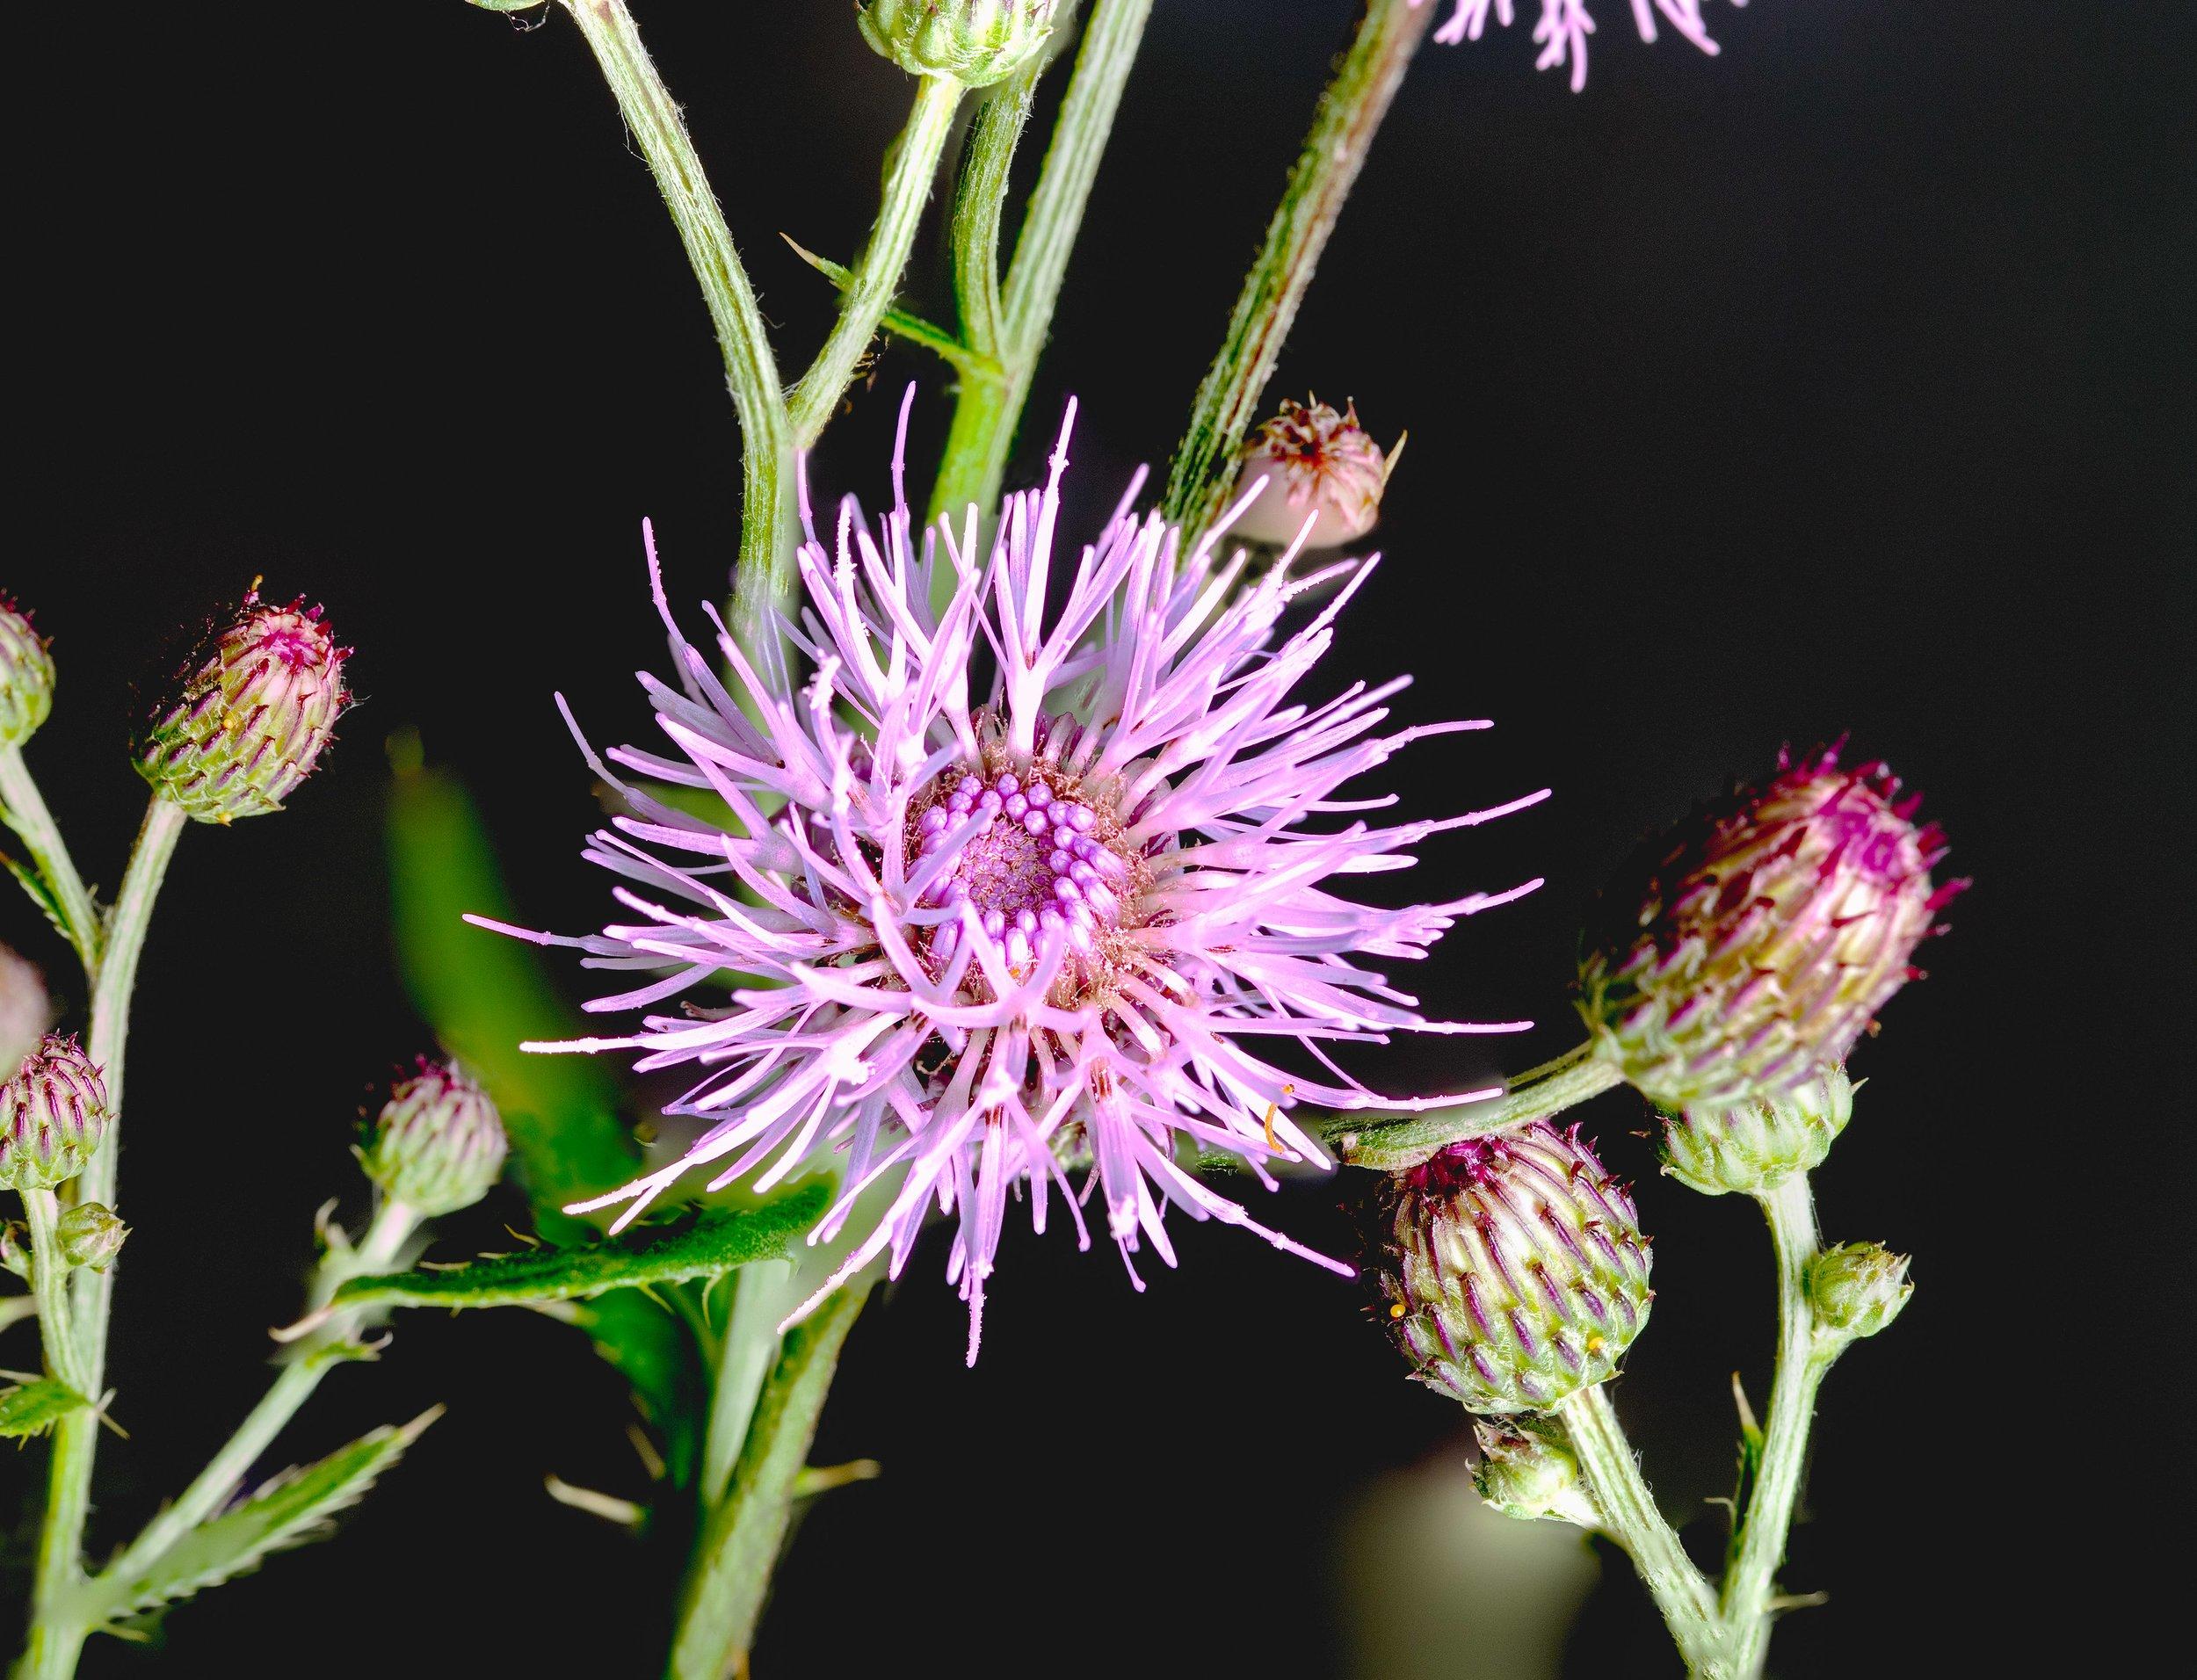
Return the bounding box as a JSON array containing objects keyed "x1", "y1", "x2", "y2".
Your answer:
[
  {"x1": 490, "y1": 397, "x2": 1545, "y2": 1360},
  {"x1": 1424, "y1": 0, "x2": 1736, "y2": 92}
]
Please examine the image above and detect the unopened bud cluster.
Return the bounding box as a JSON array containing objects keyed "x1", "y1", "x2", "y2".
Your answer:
[
  {"x1": 1381, "y1": 1122, "x2": 1652, "y2": 1414},
  {"x1": 359, "y1": 1061, "x2": 509, "y2": 1218},
  {"x1": 0, "y1": 1035, "x2": 109, "y2": 1191},
  {"x1": 135, "y1": 588, "x2": 349, "y2": 822},
  {"x1": 1581, "y1": 747, "x2": 1960, "y2": 1111},
  {"x1": 1661, "y1": 1064, "x2": 1853, "y2": 1198},
  {"x1": 858, "y1": 0, "x2": 1057, "y2": 87},
  {"x1": 0, "y1": 599, "x2": 55, "y2": 749}
]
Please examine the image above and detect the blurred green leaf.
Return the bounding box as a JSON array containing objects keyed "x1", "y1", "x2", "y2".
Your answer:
[
  {"x1": 330, "y1": 1189, "x2": 828, "y2": 1315},
  {"x1": 96, "y1": 1408, "x2": 439, "y2": 1619},
  {"x1": 0, "y1": 1379, "x2": 88, "y2": 1440}
]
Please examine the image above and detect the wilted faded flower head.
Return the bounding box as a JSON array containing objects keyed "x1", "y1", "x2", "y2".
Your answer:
[
  {"x1": 136, "y1": 585, "x2": 350, "y2": 822},
  {"x1": 1419, "y1": 0, "x2": 1742, "y2": 93},
  {"x1": 1581, "y1": 745, "x2": 1961, "y2": 1112},
  {"x1": 495, "y1": 398, "x2": 1546, "y2": 1360},
  {"x1": 1231, "y1": 398, "x2": 1395, "y2": 550}
]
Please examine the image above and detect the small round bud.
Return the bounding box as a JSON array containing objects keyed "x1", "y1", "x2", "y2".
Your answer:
[
  {"x1": 135, "y1": 587, "x2": 350, "y2": 823},
  {"x1": 1580, "y1": 746, "x2": 1962, "y2": 1111},
  {"x1": 1230, "y1": 398, "x2": 1395, "y2": 549},
  {"x1": 0, "y1": 599, "x2": 55, "y2": 749},
  {"x1": 0, "y1": 1035, "x2": 110, "y2": 1191},
  {"x1": 1381, "y1": 1122, "x2": 1653, "y2": 1415},
  {"x1": 0, "y1": 1221, "x2": 29, "y2": 1279},
  {"x1": 0, "y1": 945, "x2": 51, "y2": 1081},
  {"x1": 1807, "y1": 1242, "x2": 1911, "y2": 1342},
  {"x1": 55, "y1": 1203, "x2": 127, "y2": 1272},
  {"x1": 858, "y1": 0, "x2": 1058, "y2": 88},
  {"x1": 1660, "y1": 1064, "x2": 1853, "y2": 1198},
  {"x1": 360, "y1": 1061, "x2": 509, "y2": 1219},
  {"x1": 1473, "y1": 1418, "x2": 1598, "y2": 1526}
]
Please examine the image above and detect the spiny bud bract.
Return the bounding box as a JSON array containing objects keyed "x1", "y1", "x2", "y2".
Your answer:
[
  {"x1": 55, "y1": 1202, "x2": 127, "y2": 1272},
  {"x1": 0, "y1": 1035, "x2": 109, "y2": 1191},
  {"x1": 1230, "y1": 397, "x2": 1396, "y2": 549},
  {"x1": 0, "y1": 598, "x2": 55, "y2": 749},
  {"x1": 1381, "y1": 1121, "x2": 1652, "y2": 1415},
  {"x1": 134, "y1": 587, "x2": 350, "y2": 823},
  {"x1": 1580, "y1": 745, "x2": 1962, "y2": 1111},
  {"x1": 1808, "y1": 1242, "x2": 1911, "y2": 1342},
  {"x1": 1661, "y1": 1064, "x2": 1853, "y2": 1198},
  {"x1": 359, "y1": 1060, "x2": 509, "y2": 1219},
  {"x1": 0, "y1": 946, "x2": 51, "y2": 1081},
  {"x1": 858, "y1": 0, "x2": 1058, "y2": 88},
  {"x1": 1473, "y1": 1417, "x2": 1599, "y2": 1526}
]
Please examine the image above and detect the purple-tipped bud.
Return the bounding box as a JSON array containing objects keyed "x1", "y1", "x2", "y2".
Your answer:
[
  {"x1": 0, "y1": 598, "x2": 55, "y2": 749},
  {"x1": 1661, "y1": 1064, "x2": 1852, "y2": 1198},
  {"x1": 858, "y1": 0, "x2": 1058, "y2": 87},
  {"x1": 1380, "y1": 1122, "x2": 1653, "y2": 1415},
  {"x1": 1473, "y1": 1416, "x2": 1599, "y2": 1526},
  {"x1": 1580, "y1": 746, "x2": 1963, "y2": 1111},
  {"x1": 0, "y1": 946, "x2": 51, "y2": 1082},
  {"x1": 359, "y1": 1061, "x2": 508, "y2": 1219},
  {"x1": 1807, "y1": 1242, "x2": 1911, "y2": 1343},
  {"x1": 1230, "y1": 398, "x2": 1395, "y2": 549},
  {"x1": 134, "y1": 587, "x2": 350, "y2": 823},
  {"x1": 55, "y1": 1202, "x2": 127, "y2": 1272},
  {"x1": 0, "y1": 1035, "x2": 110, "y2": 1191}
]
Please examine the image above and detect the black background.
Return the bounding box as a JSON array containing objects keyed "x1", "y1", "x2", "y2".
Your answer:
[{"x1": 8, "y1": 2, "x2": 2190, "y2": 1675}]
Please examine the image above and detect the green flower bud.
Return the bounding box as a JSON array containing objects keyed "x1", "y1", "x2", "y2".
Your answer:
[
  {"x1": 1807, "y1": 1242, "x2": 1911, "y2": 1342},
  {"x1": 359, "y1": 1061, "x2": 509, "y2": 1219},
  {"x1": 858, "y1": 0, "x2": 1058, "y2": 88},
  {"x1": 1473, "y1": 1417, "x2": 1599, "y2": 1526},
  {"x1": 0, "y1": 1221, "x2": 29, "y2": 1279},
  {"x1": 0, "y1": 1035, "x2": 110, "y2": 1191},
  {"x1": 134, "y1": 587, "x2": 350, "y2": 823},
  {"x1": 1381, "y1": 1122, "x2": 1653, "y2": 1415},
  {"x1": 55, "y1": 1203, "x2": 127, "y2": 1272},
  {"x1": 0, "y1": 945, "x2": 51, "y2": 1082},
  {"x1": 1660, "y1": 1064, "x2": 1853, "y2": 1198},
  {"x1": 0, "y1": 599, "x2": 54, "y2": 749},
  {"x1": 1581, "y1": 746, "x2": 1963, "y2": 1111},
  {"x1": 1231, "y1": 397, "x2": 1396, "y2": 549}
]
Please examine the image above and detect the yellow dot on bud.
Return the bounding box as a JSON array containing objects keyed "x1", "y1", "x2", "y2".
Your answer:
[{"x1": 1389, "y1": 1302, "x2": 1407, "y2": 1320}]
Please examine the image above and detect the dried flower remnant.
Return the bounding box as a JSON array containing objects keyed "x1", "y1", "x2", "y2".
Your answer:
[
  {"x1": 494, "y1": 398, "x2": 1548, "y2": 1360},
  {"x1": 1230, "y1": 398, "x2": 1396, "y2": 550}
]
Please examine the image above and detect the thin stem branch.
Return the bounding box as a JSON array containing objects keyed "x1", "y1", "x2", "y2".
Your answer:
[
  {"x1": 789, "y1": 74, "x2": 964, "y2": 449},
  {"x1": 0, "y1": 748, "x2": 100, "y2": 971},
  {"x1": 561, "y1": 0, "x2": 794, "y2": 677},
  {"x1": 1719, "y1": 1172, "x2": 1830, "y2": 1677},
  {"x1": 18, "y1": 1191, "x2": 91, "y2": 1397},
  {"x1": 667, "y1": 1279, "x2": 873, "y2": 1680},
  {"x1": 929, "y1": 0, "x2": 1155, "y2": 534},
  {"x1": 1559, "y1": 1383, "x2": 1726, "y2": 1675},
  {"x1": 1159, "y1": 0, "x2": 1435, "y2": 540},
  {"x1": 1328, "y1": 1042, "x2": 1621, "y2": 1170}
]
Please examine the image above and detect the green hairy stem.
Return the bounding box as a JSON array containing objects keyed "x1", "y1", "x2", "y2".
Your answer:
[
  {"x1": 0, "y1": 749, "x2": 100, "y2": 969},
  {"x1": 1330, "y1": 1041, "x2": 1624, "y2": 1169},
  {"x1": 1161, "y1": 0, "x2": 1436, "y2": 539}
]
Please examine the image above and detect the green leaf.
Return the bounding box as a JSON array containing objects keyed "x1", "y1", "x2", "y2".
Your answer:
[
  {"x1": 98, "y1": 1408, "x2": 440, "y2": 1618},
  {"x1": 1, "y1": 851, "x2": 74, "y2": 952},
  {"x1": 0, "y1": 1379, "x2": 89, "y2": 1440},
  {"x1": 329, "y1": 1188, "x2": 830, "y2": 1317},
  {"x1": 782, "y1": 237, "x2": 1002, "y2": 379}
]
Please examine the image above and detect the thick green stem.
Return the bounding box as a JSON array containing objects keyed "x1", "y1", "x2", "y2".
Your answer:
[
  {"x1": 667, "y1": 1280, "x2": 872, "y2": 1680},
  {"x1": 1329, "y1": 1041, "x2": 1621, "y2": 1170},
  {"x1": 789, "y1": 75, "x2": 963, "y2": 449},
  {"x1": 1719, "y1": 1173, "x2": 1830, "y2": 1677},
  {"x1": 1559, "y1": 1383, "x2": 1726, "y2": 1676},
  {"x1": 0, "y1": 748, "x2": 100, "y2": 970},
  {"x1": 18, "y1": 1191, "x2": 91, "y2": 1397},
  {"x1": 1160, "y1": 0, "x2": 1435, "y2": 539},
  {"x1": 561, "y1": 0, "x2": 794, "y2": 676},
  {"x1": 929, "y1": 0, "x2": 1154, "y2": 532}
]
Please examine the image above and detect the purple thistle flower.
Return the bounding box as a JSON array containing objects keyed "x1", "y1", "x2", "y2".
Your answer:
[
  {"x1": 1422, "y1": 0, "x2": 1737, "y2": 92},
  {"x1": 487, "y1": 397, "x2": 1548, "y2": 1362}
]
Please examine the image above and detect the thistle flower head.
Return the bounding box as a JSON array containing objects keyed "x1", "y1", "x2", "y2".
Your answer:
[
  {"x1": 1380, "y1": 1120, "x2": 1651, "y2": 1414},
  {"x1": 135, "y1": 586, "x2": 350, "y2": 822},
  {"x1": 359, "y1": 1061, "x2": 509, "y2": 1219},
  {"x1": 1660, "y1": 1062, "x2": 1851, "y2": 1197},
  {"x1": 499, "y1": 397, "x2": 1545, "y2": 1361},
  {"x1": 858, "y1": 0, "x2": 1058, "y2": 88},
  {"x1": 0, "y1": 597, "x2": 55, "y2": 749},
  {"x1": 1581, "y1": 746, "x2": 1961, "y2": 1112},
  {"x1": 1231, "y1": 398, "x2": 1395, "y2": 550},
  {"x1": 1808, "y1": 1241, "x2": 1911, "y2": 1342},
  {"x1": 0, "y1": 1034, "x2": 109, "y2": 1192},
  {"x1": 1423, "y1": 0, "x2": 1737, "y2": 93}
]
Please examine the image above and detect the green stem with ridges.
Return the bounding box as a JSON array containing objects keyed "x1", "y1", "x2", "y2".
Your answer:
[
  {"x1": 1328, "y1": 1041, "x2": 1621, "y2": 1170},
  {"x1": 560, "y1": 0, "x2": 794, "y2": 677},
  {"x1": 789, "y1": 75, "x2": 964, "y2": 449},
  {"x1": 1159, "y1": 0, "x2": 1435, "y2": 540},
  {"x1": 929, "y1": 0, "x2": 1155, "y2": 536},
  {"x1": 18, "y1": 1191, "x2": 91, "y2": 1398},
  {"x1": 0, "y1": 748, "x2": 100, "y2": 970}
]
